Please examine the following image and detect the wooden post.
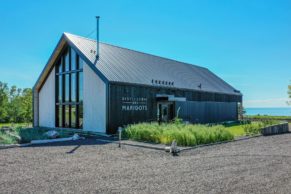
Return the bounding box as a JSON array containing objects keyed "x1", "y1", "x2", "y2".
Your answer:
[{"x1": 118, "y1": 127, "x2": 122, "y2": 148}]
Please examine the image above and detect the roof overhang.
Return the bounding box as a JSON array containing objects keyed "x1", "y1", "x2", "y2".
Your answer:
[
  {"x1": 33, "y1": 33, "x2": 109, "y2": 93},
  {"x1": 33, "y1": 34, "x2": 67, "y2": 92}
]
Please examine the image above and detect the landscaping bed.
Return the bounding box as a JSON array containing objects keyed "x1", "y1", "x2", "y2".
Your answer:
[
  {"x1": 123, "y1": 120, "x2": 283, "y2": 147},
  {"x1": 0, "y1": 127, "x2": 76, "y2": 145}
]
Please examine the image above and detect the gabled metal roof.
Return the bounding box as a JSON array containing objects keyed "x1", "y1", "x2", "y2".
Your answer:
[{"x1": 39, "y1": 32, "x2": 241, "y2": 95}]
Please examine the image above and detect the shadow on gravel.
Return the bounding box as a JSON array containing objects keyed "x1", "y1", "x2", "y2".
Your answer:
[
  {"x1": 21, "y1": 137, "x2": 118, "y2": 149},
  {"x1": 66, "y1": 145, "x2": 81, "y2": 154}
]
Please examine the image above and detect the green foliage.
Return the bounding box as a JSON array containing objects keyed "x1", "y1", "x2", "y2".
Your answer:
[
  {"x1": 123, "y1": 123, "x2": 234, "y2": 147},
  {"x1": 0, "y1": 82, "x2": 9, "y2": 123},
  {"x1": 242, "y1": 120, "x2": 279, "y2": 136},
  {"x1": 0, "y1": 82, "x2": 32, "y2": 124},
  {"x1": 261, "y1": 119, "x2": 280, "y2": 127},
  {"x1": 242, "y1": 122, "x2": 264, "y2": 136},
  {"x1": 0, "y1": 131, "x2": 18, "y2": 144},
  {"x1": 225, "y1": 125, "x2": 246, "y2": 137},
  {"x1": 122, "y1": 123, "x2": 162, "y2": 143},
  {"x1": 173, "y1": 117, "x2": 183, "y2": 125}
]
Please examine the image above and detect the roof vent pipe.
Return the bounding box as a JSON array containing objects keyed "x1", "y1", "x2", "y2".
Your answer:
[{"x1": 96, "y1": 16, "x2": 100, "y2": 59}]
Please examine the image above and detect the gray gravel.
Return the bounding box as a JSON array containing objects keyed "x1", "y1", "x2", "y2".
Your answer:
[{"x1": 1, "y1": 134, "x2": 291, "y2": 194}]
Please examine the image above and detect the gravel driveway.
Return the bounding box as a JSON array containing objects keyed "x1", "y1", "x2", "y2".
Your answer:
[{"x1": 1, "y1": 134, "x2": 291, "y2": 194}]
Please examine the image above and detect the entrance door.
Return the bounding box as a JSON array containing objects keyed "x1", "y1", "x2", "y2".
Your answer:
[{"x1": 158, "y1": 102, "x2": 174, "y2": 122}]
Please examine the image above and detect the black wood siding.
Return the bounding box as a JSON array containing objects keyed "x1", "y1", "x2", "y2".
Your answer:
[
  {"x1": 108, "y1": 83, "x2": 242, "y2": 134},
  {"x1": 175, "y1": 101, "x2": 237, "y2": 123}
]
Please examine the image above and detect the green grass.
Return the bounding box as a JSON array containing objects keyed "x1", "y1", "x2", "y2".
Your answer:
[
  {"x1": 245, "y1": 115, "x2": 291, "y2": 121},
  {"x1": 123, "y1": 123, "x2": 235, "y2": 147}
]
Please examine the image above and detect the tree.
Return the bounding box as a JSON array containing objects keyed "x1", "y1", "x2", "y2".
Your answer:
[
  {"x1": 0, "y1": 82, "x2": 33, "y2": 124},
  {"x1": 0, "y1": 82, "x2": 9, "y2": 122},
  {"x1": 8, "y1": 86, "x2": 23, "y2": 123},
  {"x1": 21, "y1": 88, "x2": 32, "y2": 123}
]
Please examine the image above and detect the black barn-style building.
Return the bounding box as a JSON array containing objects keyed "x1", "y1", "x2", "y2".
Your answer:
[{"x1": 33, "y1": 33, "x2": 242, "y2": 134}]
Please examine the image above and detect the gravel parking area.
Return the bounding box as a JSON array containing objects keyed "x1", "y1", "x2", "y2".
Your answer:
[{"x1": 1, "y1": 134, "x2": 291, "y2": 194}]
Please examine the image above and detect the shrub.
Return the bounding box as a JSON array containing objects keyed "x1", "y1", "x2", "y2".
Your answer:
[
  {"x1": 0, "y1": 132, "x2": 17, "y2": 144},
  {"x1": 243, "y1": 122, "x2": 262, "y2": 136},
  {"x1": 173, "y1": 117, "x2": 183, "y2": 125},
  {"x1": 261, "y1": 119, "x2": 280, "y2": 127},
  {"x1": 159, "y1": 128, "x2": 197, "y2": 146},
  {"x1": 123, "y1": 123, "x2": 162, "y2": 143}
]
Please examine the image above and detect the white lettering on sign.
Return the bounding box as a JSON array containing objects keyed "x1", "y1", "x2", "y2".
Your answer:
[
  {"x1": 121, "y1": 105, "x2": 148, "y2": 111},
  {"x1": 121, "y1": 97, "x2": 148, "y2": 111}
]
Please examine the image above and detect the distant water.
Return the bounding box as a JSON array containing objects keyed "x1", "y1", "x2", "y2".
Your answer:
[{"x1": 245, "y1": 107, "x2": 291, "y2": 116}]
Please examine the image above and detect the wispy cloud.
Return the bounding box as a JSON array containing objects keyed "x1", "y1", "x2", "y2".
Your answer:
[{"x1": 244, "y1": 97, "x2": 290, "y2": 108}]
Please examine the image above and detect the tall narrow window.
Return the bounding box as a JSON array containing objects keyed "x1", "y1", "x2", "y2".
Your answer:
[
  {"x1": 58, "y1": 106, "x2": 63, "y2": 127},
  {"x1": 71, "y1": 73, "x2": 76, "y2": 103},
  {"x1": 65, "y1": 51, "x2": 70, "y2": 72},
  {"x1": 58, "y1": 75, "x2": 62, "y2": 102},
  {"x1": 65, "y1": 74, "x2": 70, "y2": 102},
  {"x1": 57, "y1": 59, "x2": 63, "y2": 73},
  {"x1": 71, "y1": 105, "x2": 77, "y2": 128},
  {"x1": 71, "y1": 48, "x2": 77, "y2": 71},
  {"x1": 78, "y1": 104, "x2": 83, "y2": 128},
  {"x1": 55, "y1": 47, "x2": 83, "y2": 129},
  {"x1": 78, "y1": 72, "x2": 83, "y2": 103},
  {"x1": 65, "y1": 105, "x2": 70, "y2": 128}
]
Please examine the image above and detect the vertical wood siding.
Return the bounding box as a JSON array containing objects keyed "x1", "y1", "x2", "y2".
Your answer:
[
  {"x1": 108, "y1": 83, "x2": 241, "y2": 133},
  {"x1": 83, "y1": 63, "x2": 106, "y2": 132},
  {"x1": 175, "y1": 101, "x2": 237, "y2": 123},
  {"x1": 39, "y1": 67, "x2": 55, "y2": 127}
]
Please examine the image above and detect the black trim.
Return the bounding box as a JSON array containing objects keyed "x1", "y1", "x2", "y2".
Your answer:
[{"x1": 64, "y1": 35, "x2": 109, "y2": 84}]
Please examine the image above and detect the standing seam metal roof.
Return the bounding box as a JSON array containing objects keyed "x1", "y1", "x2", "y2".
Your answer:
[{"x1": 64, "y1": 33, "x2": 241, "y2": 95}]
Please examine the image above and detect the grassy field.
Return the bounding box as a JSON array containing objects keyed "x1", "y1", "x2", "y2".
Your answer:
[{"x1": 245, "y1": 115, "x2": 291, "y2": 121}]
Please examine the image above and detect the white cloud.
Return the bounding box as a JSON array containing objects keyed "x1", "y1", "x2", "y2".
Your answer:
[{"x1": 244, "y1": 97, "x2": 290, "y2": 108}]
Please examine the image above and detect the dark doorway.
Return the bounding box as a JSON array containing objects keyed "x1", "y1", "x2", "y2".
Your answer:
[{"x1": 158, "y1": 102, "x2": 174, "y2": 122}]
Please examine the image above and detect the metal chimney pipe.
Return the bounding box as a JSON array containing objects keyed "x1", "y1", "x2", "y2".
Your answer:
[{"x1": 96, "y1": 16, "x2": 100, "y2": 59}]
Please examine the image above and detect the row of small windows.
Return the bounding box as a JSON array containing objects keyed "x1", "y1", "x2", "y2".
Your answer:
[
  {"x1": 151, "y1": 79, "x2": 174, "y2": 86},
  {"x1": 55, "y1": 48, "x2": 84, "y2": 129}
]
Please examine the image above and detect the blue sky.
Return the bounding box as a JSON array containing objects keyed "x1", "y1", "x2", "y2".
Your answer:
[{"x1": 0, "y1": 0, "x2": 290, "y2": 107}]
